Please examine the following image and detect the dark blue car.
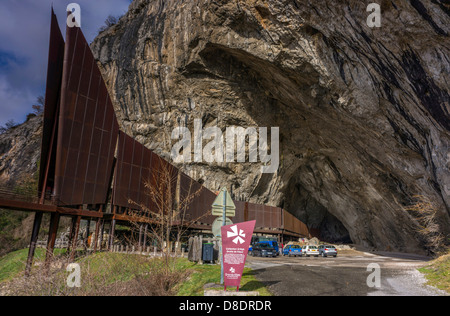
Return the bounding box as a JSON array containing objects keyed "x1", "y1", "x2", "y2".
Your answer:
[{"x1": 258, "y1": 241, "x2": 279, "y2": 256}]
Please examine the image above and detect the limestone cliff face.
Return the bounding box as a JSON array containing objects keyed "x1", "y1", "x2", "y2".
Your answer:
[
  {"x1": 91, "y1": 0, "x2": 450, "y2": 253},
  {"x1": 0, "y1": 115, "x2": 42, "y2": 189}
]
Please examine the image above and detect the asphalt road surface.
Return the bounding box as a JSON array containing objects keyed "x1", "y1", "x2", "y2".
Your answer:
[{"x1": 246, "y1": 250, "x2": 448, "y2": 296}]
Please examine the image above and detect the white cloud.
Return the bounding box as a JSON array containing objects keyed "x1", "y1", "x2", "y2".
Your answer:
[{"x1": 0, "y1": 0, "x2": 132, "y2": 126}]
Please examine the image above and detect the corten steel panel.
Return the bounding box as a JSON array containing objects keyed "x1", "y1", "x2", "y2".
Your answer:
[
  {"x1": 282, "y1": 210, "x2": 309, "y2": 236},
  {"x1": 54, "y1": 24, "x2": 119, "y2": 206},
  {"x1": 245, "y1": 203, "x2": 283, "y2": 230},
  {"x1": 282, "y1": 210, "x2": 294, "y2": 232},
  {"x1": 179, "y1": 172, "x2": 216, "y2": 225},
  {"x1": 150, "y1": 151, "x2": 179, "y2": 215},
  {"x1": 264, "y1": 205, "x2": 271, "y2": 228},
  {"x1": 113, "y1": 132, "x2": 180, "y2": 215},
  {"x1": 113, "y1": 133, "x2": 153, "y2": 211},
  {"x1": 233, "y1": 201, "x2": 246, "y2": 223},
  {"x1": 38, "y1": 9, "x2": 65, "y2": 195},
  {"x1": 256, "y1": 204, "x2": 264, "y2": 227},
  {"x1": 247, "y1": 203, "x2": 262, "y2": 228},
  {"x1": 273, "y1": 206, "x2": 283, "y2": 228}
]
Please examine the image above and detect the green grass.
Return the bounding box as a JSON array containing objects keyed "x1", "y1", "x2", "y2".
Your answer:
[
  {"x1": 176, "y1": 260, "x2": 272, "y2": 296},
  {"x1": 72, "y1": 254, "x2": 271, "y2": 296},
  {"x1": 0, "y1": 248, "x2": 68, "y2": 283},
  {"x1": 0, "y1": 249, "x2": 42, "y2": 283},
  {"x1": 77, "y1": 252, "x2": 158, "y2": 284},
  {"x1": 418, "y1": 252, "x2": 450, "y2": 294},
  {"x1": 0, "y1": 250, "x2": 271, "y2": 296}
]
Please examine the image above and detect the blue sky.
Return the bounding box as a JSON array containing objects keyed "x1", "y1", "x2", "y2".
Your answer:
[{"x1": 0, "y1": 0, "x2": 132, "y2": 127}]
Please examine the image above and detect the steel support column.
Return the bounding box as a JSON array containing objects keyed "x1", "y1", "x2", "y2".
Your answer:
[
  {"x1": 67, "y1": 216, "x2": 77, "y2": 253},
  {"x1": 108, "y1": 219, "x2": 116, "y2": 251},
  {"x1": 84, "y1": 218, "x2": 91, "y2": 250},
  {"x1": 93, "y1": 218, "x2": 101, "y2": 252},
  {"x1": 99, "y1": 219, "x2": 105, "y2": 250},
  {"x1": 69, "y1": 216, "x2": 81, "y2": 262},
  {"x1": 45, "y1": 212, "x2": 60, "y2": 270},
  {"x1": 25, "y1": 212, "x2": 43, "y2": 277}
]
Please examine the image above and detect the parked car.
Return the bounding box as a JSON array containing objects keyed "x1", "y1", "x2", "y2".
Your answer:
[
  {"x1": 302, "y1": 245, "x2": 319, "y2": 257},
  {"x1": 257, "y1": 240, "x2": 280, "y2": 256},
  {"x1": 252, "y1": 243, "x2": 278, "y2": 257},
  {"x1": 283, "y1": 245, "x2": 302, "y2": 257},
  {"x1": 318, "y1": 245, "x2": 338, "y2": 257}
]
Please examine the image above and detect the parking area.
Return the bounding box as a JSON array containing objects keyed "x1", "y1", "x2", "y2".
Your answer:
[{"x1": 246, "y1": 250, "x2": 447, "y2": 296}]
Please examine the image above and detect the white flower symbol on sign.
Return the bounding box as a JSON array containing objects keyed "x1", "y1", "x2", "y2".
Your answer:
[{"x1": 227, "y1": 225, "x2": 246, "y2": 245}]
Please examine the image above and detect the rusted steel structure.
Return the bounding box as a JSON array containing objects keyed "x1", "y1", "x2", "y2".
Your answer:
[
  {"x1": 0, "y1": 9, "x2": 312, "y2": 275},
  {"x1": 38, "y1": 8, "x2": 65, "y2": 201},
  {"x1": 54, "y1": 17, "x2": 119, "y2": 207},
  {"x1": 113, "y1": 132, "x2": 179, "y2": 215}
]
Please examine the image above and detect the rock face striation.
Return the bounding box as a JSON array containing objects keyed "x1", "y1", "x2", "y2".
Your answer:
[
  {"x1": 0, "y1": 115, "x2": 42, "y2": 189},
  {"x1": 90, "y1": 0, "x2": 450, "y2": 253},
  {"x1": 1, "y1": 0, "x2": 448, "y2": 254}
]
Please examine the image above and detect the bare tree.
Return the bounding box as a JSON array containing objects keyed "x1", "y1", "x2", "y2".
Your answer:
[
  {"x1": 0, "y1": 119, "x2": 18, "y2": 134},
  {"x1": 98, "y1": 15, "x2": 121, "y2": 33},
  {"x1": 32, "y1": 96, "x2": 45, "y2": 115},
  {"x1": 127, "y1": 156, "x2": 206, "y2": 273}
]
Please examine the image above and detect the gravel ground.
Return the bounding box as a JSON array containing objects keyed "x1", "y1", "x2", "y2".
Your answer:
[{"x1": 247, "y1": 250, "x2": 448, "y2": 296}]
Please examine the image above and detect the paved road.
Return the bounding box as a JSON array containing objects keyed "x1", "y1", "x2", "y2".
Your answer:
[{"x1": 246, "y1": 250, "x2": 448, "y2": 296}]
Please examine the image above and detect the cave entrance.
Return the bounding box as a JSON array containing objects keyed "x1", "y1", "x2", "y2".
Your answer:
[{"x1": 284, "y1": 182, "x2": 352, "y2": 244}]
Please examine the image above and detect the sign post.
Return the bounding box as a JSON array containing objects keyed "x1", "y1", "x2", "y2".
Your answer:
[
  {"x1": 212, "y1": 187, "x2": 236, "y2": 217},
  {"x1": 211, "y1": 187, "x2": 236, "y2": 285},
  {"x1": 221, "y1": 188, "x2": 226, "y2": 285},
  {"x1": 220, "y1": 220, "x2": 256, "y2": 291}
]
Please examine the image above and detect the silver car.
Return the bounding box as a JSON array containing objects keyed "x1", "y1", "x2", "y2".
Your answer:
[{"x1": 318, "y1": 245, "x2": 338, "y2": 257}]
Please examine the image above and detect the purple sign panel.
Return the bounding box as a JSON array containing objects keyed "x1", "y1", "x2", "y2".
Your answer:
[{"x1": 221, "y1": 220, "x2": 256, "y2": 290}]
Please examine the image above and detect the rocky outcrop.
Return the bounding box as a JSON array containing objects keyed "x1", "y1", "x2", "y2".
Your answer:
[
  {"x1": 0, "y1": 115, "x2": 42, "y2": 189},
  {"x1": 90, "y1": 0, "x2": 450, "y2": 253}
]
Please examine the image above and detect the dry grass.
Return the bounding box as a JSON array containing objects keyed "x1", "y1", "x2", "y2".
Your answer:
[
  {"x1": 404, "y1": 195, "x2": 448, "y2": 256},
  {"x1": 2, "y1": 251, "x2": 190, "y2": 296},
  {"x1": 418, "y1": 251, "x2": 450, "y2": 294}
]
